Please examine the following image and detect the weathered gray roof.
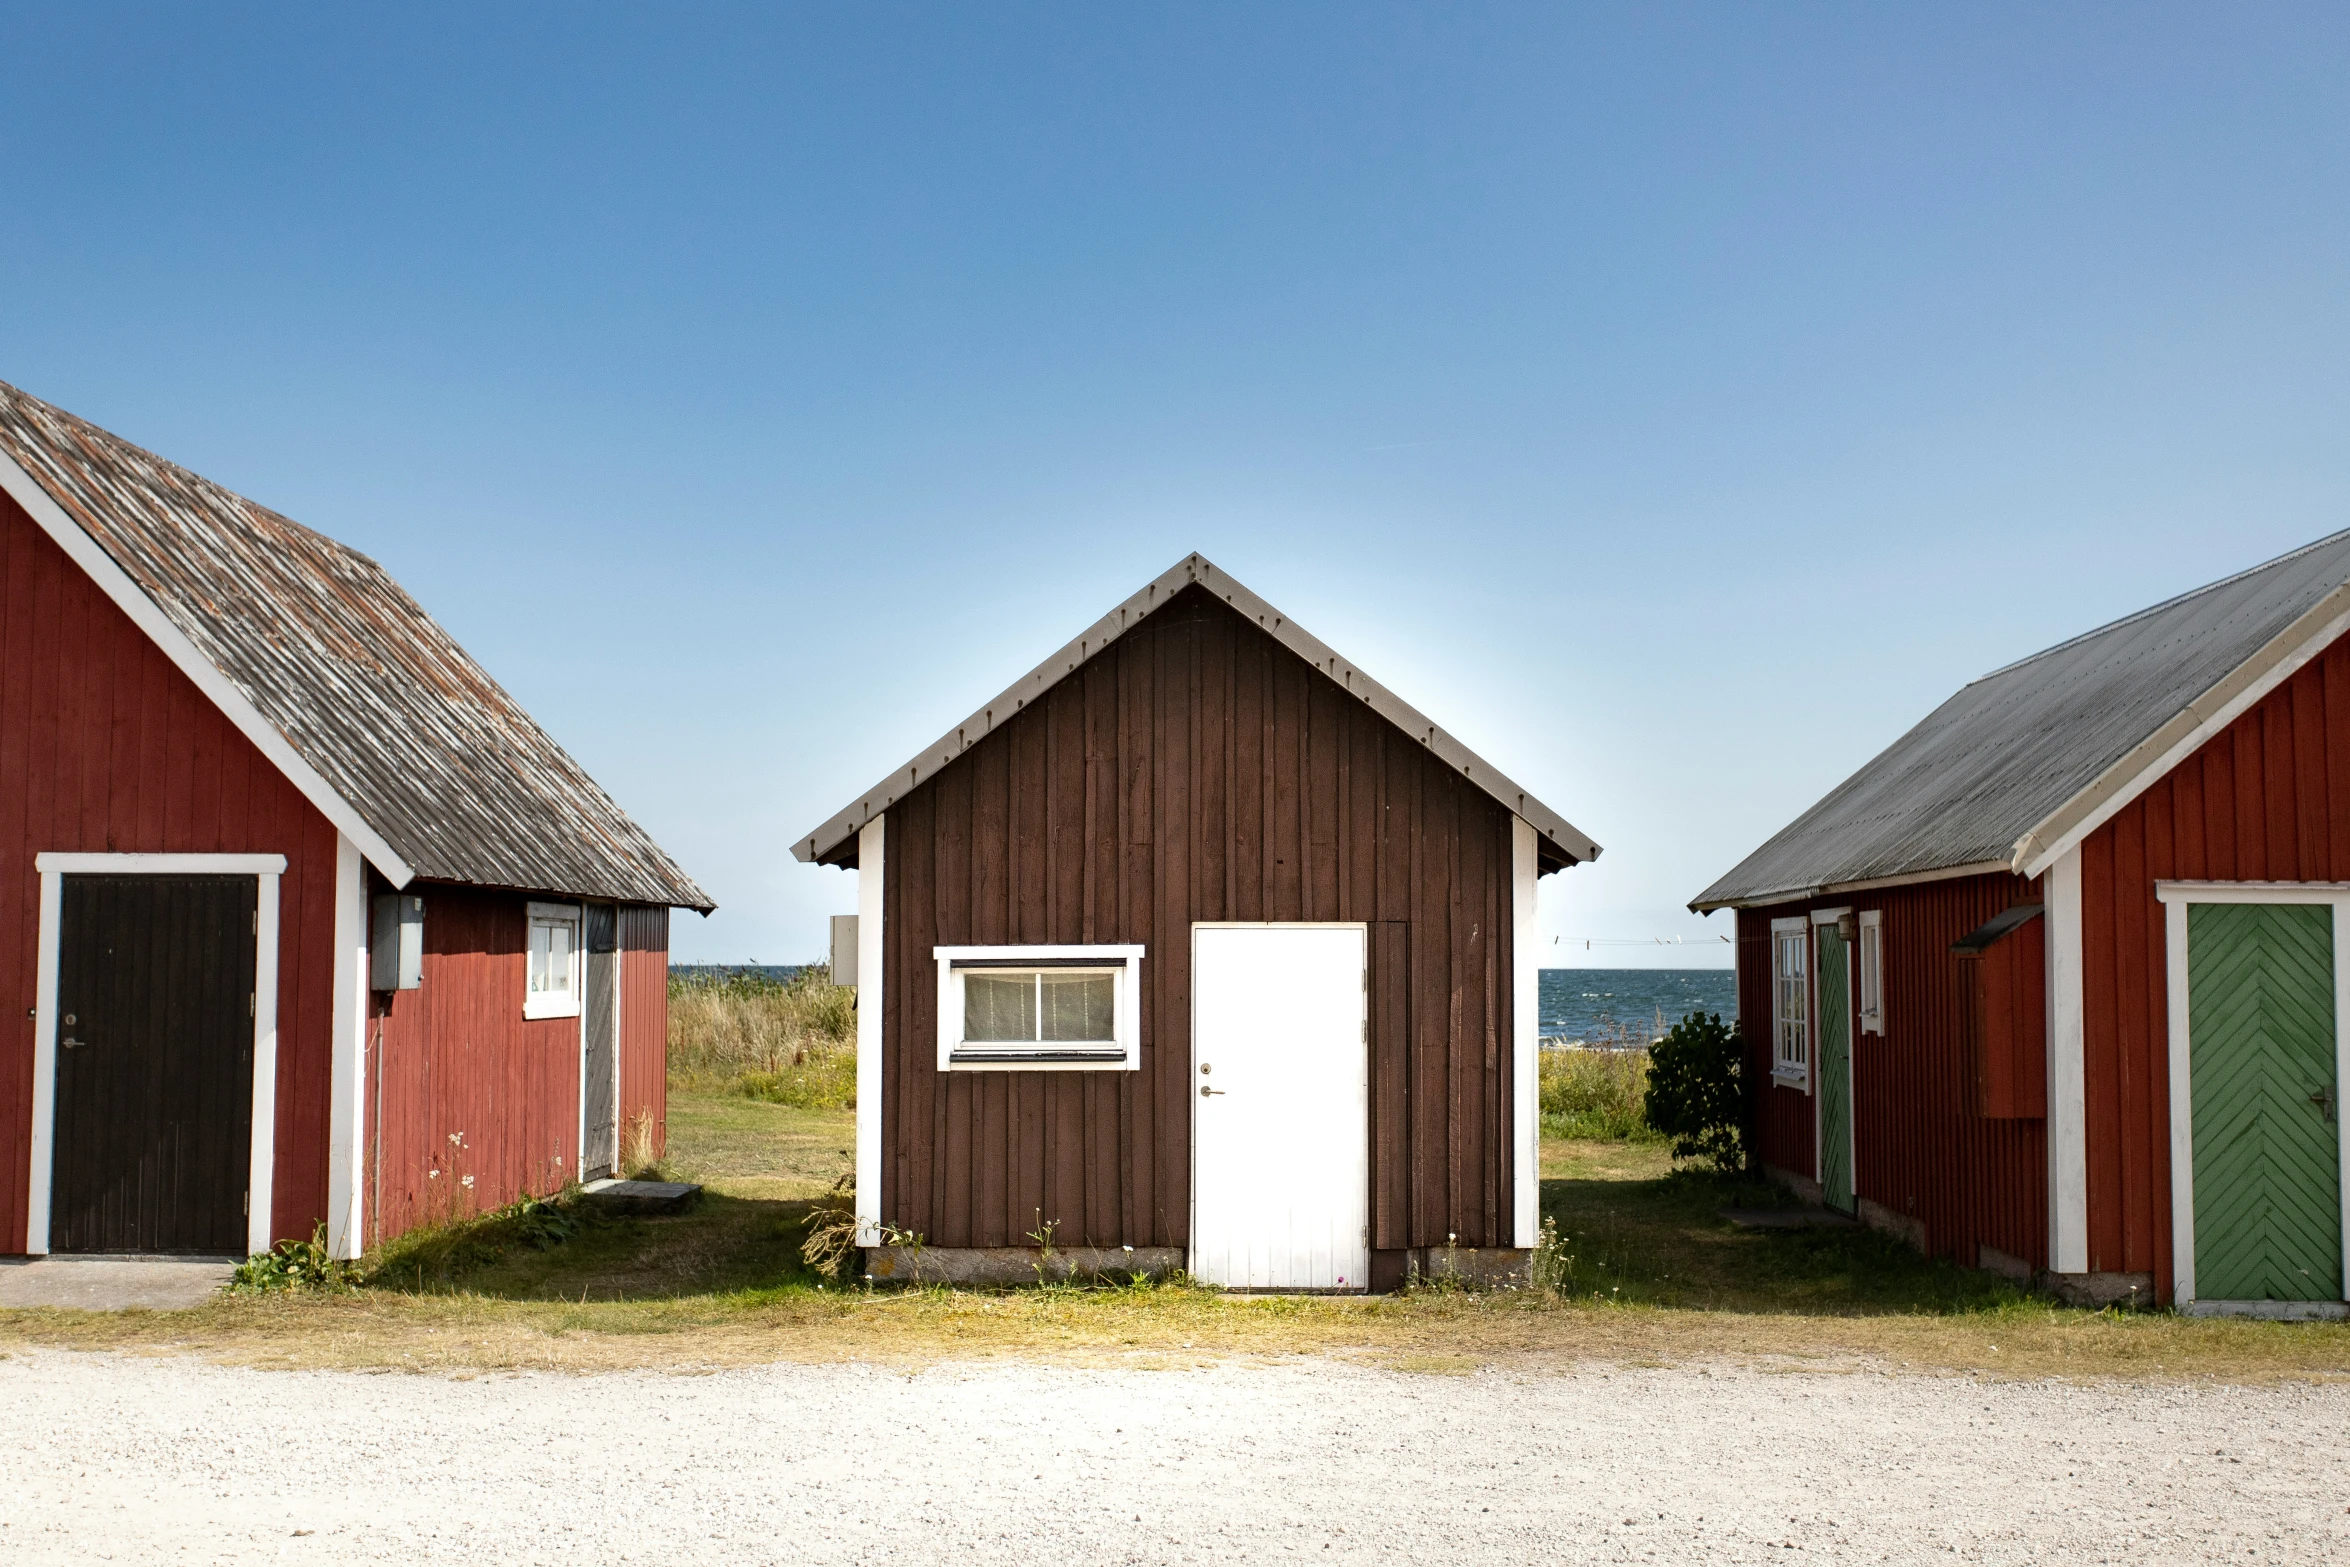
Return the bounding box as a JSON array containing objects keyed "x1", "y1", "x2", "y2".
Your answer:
[
  {"x1": 795, "y1": 552, "x2": 1600, "y2": 873},
  {"x1": 1694, "y1": 530, "x2": 2350, "y2": 910},
  {"x1": 0, "y1": 379, "x2": 711, "y2": 910}
]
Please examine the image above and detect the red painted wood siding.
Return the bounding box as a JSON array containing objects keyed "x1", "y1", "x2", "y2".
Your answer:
[
  {"x1": 1739, "y1": 870, "x2": 2047, "y2": 1269},
  {"x1": 2078, "y1": 632, "x2": 2350, "y2": 1297},
  {"x1": 365, "y1": 884, "x2": 587, "y2": 1238},
  {"x1": 0, "y1": 490, "x2": 340, "y2": 1252},
  {"x1": 876, "y1": 585, "x2": 1519, "y2": 1251},
  {"x1": 619, "y1": 904, "x2": 669, "y2": 1166}
]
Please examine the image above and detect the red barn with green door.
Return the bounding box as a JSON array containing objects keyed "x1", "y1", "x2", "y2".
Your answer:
[{"x1": 1697, "y1": 533, "x2": 2350, "y2": 1315}]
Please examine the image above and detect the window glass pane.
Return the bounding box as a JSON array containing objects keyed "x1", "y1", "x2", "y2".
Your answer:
[
  {"x1": 549, "y1": 924, "x2": 572, "y2": 991},
  {"x1": 529, "y1": 924, "x2": 551, "y2": 993},
  {"x1": 964, "y1": 973, "x2": 1038, "y2": 1042},
  {"x1": 1040, "y1": 971, "x2": 1115, "y2": 1041}
]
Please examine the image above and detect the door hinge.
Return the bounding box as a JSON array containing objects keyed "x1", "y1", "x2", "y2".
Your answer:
[
  {"x1": 252, "y1": 910, "x2": 259, "y2": 936},
  {"x1": 249, "y1": 993, "x2": 256, "y2": 1017},
  {"x1": 243, "y1": 1192, "x2": 249, "y2": 1216}
]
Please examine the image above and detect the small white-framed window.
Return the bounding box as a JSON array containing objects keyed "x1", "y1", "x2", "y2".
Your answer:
[
  {"x1": 1857, "y1": 909, "x2": 1884, "y2": 1035},
  {"x1": 1771, "y1": 916, "x2": 1809, "y2": 1088},
  {"x1": 933, "y1": 945, "x2": 1144, "y2": 1071},
  {"x1": 525, "y1": 901, "x2": 583, "y2": 1020}
]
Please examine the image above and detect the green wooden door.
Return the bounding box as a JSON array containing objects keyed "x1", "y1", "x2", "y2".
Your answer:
[
  {"x1": 1817, "y1": 928, "x2": 1854, "y2": 1214},
  {"x1": 2188, "y1": 902, "x2": 2343, "y2": 1302}
]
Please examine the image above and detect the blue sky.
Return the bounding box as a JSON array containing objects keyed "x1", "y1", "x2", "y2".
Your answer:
[{"x1": 4, "y1": 5, "x2": 2347, "y2": 967}]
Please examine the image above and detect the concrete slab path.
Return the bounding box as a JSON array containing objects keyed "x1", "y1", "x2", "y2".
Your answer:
[{"x1": 0, "y1": 1257, "x2": 233, "y2": 1311}]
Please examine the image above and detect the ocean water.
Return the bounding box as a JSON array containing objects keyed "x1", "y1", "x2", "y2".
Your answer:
[
  {"x1": 1540, "y1": 968, "x2": 1736, "y2": 1046},
  {"x1": 671, "y1": 963, "x2": 1740, "y2": 1047}
]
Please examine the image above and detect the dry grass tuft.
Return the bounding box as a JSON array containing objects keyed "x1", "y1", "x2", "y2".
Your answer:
[
  {"x1": 668, "y1": 967, "x2": 856, "y2": 1109},
  {"x1": 1539, "y1": 1046, "x2": 1659, "y2": 1142}
]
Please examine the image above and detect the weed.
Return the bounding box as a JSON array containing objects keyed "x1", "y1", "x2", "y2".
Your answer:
[
  {"x1": 1026, "y1": 1213, "x2": 1060, "y2": 1285},
  {"x1": 230, "y1": 1224, "x2": 352, "y2": 1294},
  {"x1": 622, "y1": 1109, "x2": 670, "y2": 1180},
  {"x1": 799, "y1": 1170, "x2": 860, "y2": 1282}
]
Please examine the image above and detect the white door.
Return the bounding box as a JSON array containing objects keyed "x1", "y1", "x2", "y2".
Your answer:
[{"x1": 1191, "y1": 924, "x2": 1369, "y2": 1290}]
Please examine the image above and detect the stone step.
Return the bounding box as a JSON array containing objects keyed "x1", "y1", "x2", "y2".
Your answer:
[{"x1": 578, "y1": 1178, "x2": 701, "y2": 1215}]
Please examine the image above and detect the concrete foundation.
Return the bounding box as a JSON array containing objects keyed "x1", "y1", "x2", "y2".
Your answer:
[
  {"x1": 2045, "y1": 1271, "x2": 2155, "y2": 1309},
  {"x1": 1761, "y1": 1163, "x2": 1824, "y2": 1206},
  {"x1": 861, "y1": 1245, "x2": 1183, "y2": 1287},
  {"x1": 1976, "y1": 1243, "x2": 2034, "y2": 1283}
]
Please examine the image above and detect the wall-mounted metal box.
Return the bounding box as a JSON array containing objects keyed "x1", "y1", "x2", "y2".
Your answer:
[
  {"x1": 830, "y1": 914, "x2": 859, "y2": 988},
  {"x1": 372, "y1": 893, "x2": 424, "y2": 992}
]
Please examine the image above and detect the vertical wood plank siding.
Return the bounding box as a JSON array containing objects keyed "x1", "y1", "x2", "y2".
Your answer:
[
  {"x1": 365, "y1": 884, "x2": 606, "y2": 1239},
  {"x1": 877, "y1": 586, "x2": 1518, "y2": 1250},
  {"x1": 2080, "y1": 634, "x2": 2350, "y2": 1296},
  {"x1": 1738, "y1": 870, "x2": 2047, "y2": 1269},
  {"x1": 0, "y1": 491, "x2": 339, "y2": 1252},
  {"x1": 619, "y1": 905, "x2": 670, "y2": 1164}
]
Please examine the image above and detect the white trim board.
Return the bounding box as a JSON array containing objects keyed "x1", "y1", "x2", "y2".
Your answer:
[
  {"x1": 0, "y1": 450, "x2": 415, "y2": 889},
  {"x1": 2157, "y1": 880, "x2": 2350, "y2": 1312},
  {"x1": 792, "y1": 553, "x2": 1598, "y2": 873},
  {"x1": 2046, "y1": 848, "x2": 2088, "y2": 1275},
  {"x1": 27, "y1": 852, "x2": 283, "y2": 1257},
  {"x1": 1512, "y1": 818, "x2": 1539, "y2": 1248},
  {"x1": 326, "y1": 835, "x2": 368, "y2": 1260},
  {"x1": 854, "y1": 816, "x2": 885, "y2": 1247}
]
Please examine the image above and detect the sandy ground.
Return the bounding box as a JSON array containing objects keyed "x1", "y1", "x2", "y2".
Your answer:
[{"x1": 0, "y1": 1351, "x2": 2345, "y2": 1564}]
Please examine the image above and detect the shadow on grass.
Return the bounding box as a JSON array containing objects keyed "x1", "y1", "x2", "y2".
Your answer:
[
  {"x1": 364, "y1": 1193, "x2": 832, "y2": 1303},
  {"x1": 1542, "y1": 1157, "x2": 2028, "y2": 1317}
]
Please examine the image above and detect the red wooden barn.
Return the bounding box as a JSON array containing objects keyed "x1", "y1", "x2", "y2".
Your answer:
[
  {"x1": 1696, "y1": 533, "x2": 2350, "y2": 1316},
  {"x1": 795, "y1": 555, "x2": 1598, "y2": 1291},
  {"x1": 0, "y1": 380, "x2": 711, "y2": 1261}
]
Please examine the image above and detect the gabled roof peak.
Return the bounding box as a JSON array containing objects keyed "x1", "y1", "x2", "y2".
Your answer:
[{"x1": 794, "y1": 552, "x2": 1597, "y2": 871}]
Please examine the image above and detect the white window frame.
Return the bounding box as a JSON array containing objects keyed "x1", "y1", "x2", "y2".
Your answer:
[
  {"x1": 933, "y1": 944, "x2": 1144, "y2": 1071},
  {"x1": 1857, "y1": 908, "x2": 1884, "y2": 1036},
  {"x1": 1771, "y1": 915, "x2": 1810, "y2": 1089},
  {"x1": 524, "y1": 901, "x2": 584, "y2": 1020}
]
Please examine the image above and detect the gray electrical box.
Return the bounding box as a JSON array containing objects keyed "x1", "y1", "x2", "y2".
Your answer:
[
  {"x1": 372, "y1": 893, "x2": 424, "y2": 992},
  {"x1": 830, "y1": 914, "x2": 859, "y2": 988}
]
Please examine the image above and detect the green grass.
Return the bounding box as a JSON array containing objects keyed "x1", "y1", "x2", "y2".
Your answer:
[
  {"x1": 1538, "y1": 1045, "x2": 1663, "y2": 1142},
  {"x1": 668, "y1": 966, "x2": 857, "y2": 1109}
]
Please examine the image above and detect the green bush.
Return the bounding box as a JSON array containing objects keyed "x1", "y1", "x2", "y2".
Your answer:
[
  {"x1": 229, "y1": 1225, "x2": 351, "y2": 1293},
  {"x1": 1642, "y1": 1011, "x2": 1747, "y2": 1171}
]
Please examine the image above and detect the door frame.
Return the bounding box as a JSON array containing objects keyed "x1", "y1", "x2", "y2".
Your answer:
[
  {"x1": 578, "y1": 901, "x2": 623, "y2": 1181},
  {"x1": 29, "y1": 851, "x2": 285, "y2": 1257},
  {"x1": 2157, "y1": 880, "x2": 2350, "y2": 1313},
  {"x1": 1808, "y1": 906, "x2": 1854, "y2": 1199},
  {"x1": 1187, "y1": 921, "x2": 1370, "y2": 1289}
]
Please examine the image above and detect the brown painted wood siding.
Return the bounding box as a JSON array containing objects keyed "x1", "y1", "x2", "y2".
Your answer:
[
  {"x1": 0, "y1": 490, "x2": 341, "y2": 1253},
  {"x1": 1739, "y1": 869, "x2": 2047, "y2": 1270},
  {"x1": 2080, "y1": 630, "x2": 2350, "y2": 1297},
  {"x1": 878, "y1": 585, "x2": 1518, "y2": 1250}
]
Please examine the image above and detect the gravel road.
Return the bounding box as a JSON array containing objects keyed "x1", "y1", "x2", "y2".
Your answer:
[{"x1": 1, "y1": 1350, "x2": 2344, "y2": 1563}]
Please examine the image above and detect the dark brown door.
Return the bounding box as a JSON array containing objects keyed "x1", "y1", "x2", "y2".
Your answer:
[{"x1": 52, "y1": 874, "x2": 258, "y2": 1254}]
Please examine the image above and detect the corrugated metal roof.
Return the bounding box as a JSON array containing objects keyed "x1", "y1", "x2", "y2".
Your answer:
[
  {"x1": 794, "y1": 553, "x2": 1599, "y2": 873},
  {"x1": 1693, "y1": 530, "x2": 2350, "y2": 911},
  {"x1": 0, "y1": 379, "x2": 711, "y2": 911}
]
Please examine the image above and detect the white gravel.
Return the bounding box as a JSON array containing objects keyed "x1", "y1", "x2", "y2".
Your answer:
[{"x1": 1, "y1": 1351, "x2": 2345, "y2": 1563}]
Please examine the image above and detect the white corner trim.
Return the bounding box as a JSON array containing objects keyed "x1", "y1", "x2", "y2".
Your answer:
[
  {"x1": 855, "y1": 815, "x2": 885, "y2": 1246},
  {"x1": 1512, "y1": 817, "x2": 1539, "y2": 1247},
  {"x1": 2014, "y1": 589, "x2": 2350, "y2": 882},
  {"x1": 2046, "y1": 847, "x2": 2088, "y2": 1275},
  {"x1": 2161, "y1": 883, "x2": 2350, "y2": 1309},
  {"x1": 0, "y1": 450, "x2": 415, "y2": 889},
  {"x1": 27, "y1": 854, "x2": 280, "y2": 1257},
  {"x1": 327, "y1": 834, "x2": 367, "y2": 1260}
]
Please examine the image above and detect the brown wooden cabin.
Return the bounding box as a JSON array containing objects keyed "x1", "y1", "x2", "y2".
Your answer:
[
  {"x1": 1696, "y1": 531, "x2": 2350, "y2": 1316},
  {"x1": 0, "y1": 379, "x2": 710, "y2": 1261},
  {"x1": 796, "y1": 554, "x2": 1597, "y2": 1291}
]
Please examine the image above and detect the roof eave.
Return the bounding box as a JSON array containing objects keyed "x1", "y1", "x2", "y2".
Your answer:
[{"x1": 1689, "y1": 857, "x2": 2017, "y2": 914}]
